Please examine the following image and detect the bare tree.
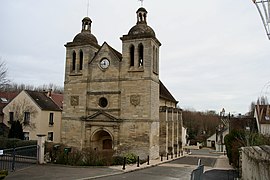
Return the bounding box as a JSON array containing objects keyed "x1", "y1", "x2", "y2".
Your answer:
[
  {"x1": 0, "y1": 59, "x2": 10, "y2": 90},
  {"x1": 4, "y1": 83, "x2": 63, "y2": 93},
  {"x1": 9, "y1": 98, "x2": 38, "y2": 129}
]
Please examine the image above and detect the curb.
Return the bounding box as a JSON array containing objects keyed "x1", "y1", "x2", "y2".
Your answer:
[{"x1": 77, "y1": 155, "x2": 186, "y2": 180}]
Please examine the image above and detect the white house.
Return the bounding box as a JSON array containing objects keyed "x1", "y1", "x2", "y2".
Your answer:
[
  {"x1": 254, "y1": 105, "x2": 270, "y2": 135},
  {"x1": 3, "y1": 90, "x2": 63, "y2": 142}
]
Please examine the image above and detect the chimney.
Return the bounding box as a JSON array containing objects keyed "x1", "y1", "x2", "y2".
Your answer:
[{"x1": 47, "y1": 89, "x2": 52, "y2": 97}]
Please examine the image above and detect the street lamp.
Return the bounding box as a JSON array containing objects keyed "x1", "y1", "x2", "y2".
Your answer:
[{"x1": 252, "y1": 0, "x2": 270, "y2": 39}]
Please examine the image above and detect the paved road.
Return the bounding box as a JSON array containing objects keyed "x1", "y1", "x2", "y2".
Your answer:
[
  {"x1": 4, "y1": 148, "x2": 237, "y2": 180},
  {"x1": 5, "y1": 165, "x2": 122, "y2": 180},
  {"x1": 97, "y1": 164, "x2": 195, "y2": 180},
  {"x1": 97, "y1": 156, "x2": 217, "y2": 180}
]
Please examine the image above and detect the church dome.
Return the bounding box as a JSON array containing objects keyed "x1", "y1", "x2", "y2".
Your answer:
[
  {"x1": 72, "y1": 17, "x2": 98, "y2": 46},
  {"x1": 73, "y1": 31, "x2": 98, "y2": 45},
  {"x1": 128, "y1": 24, "x2": 156, "y2": 38},
  {"x1": 125, "y1": 7, "x2": 156, "y2": 38}
]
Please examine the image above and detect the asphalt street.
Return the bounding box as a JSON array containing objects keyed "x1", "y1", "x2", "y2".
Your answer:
[
  {"x1": 96, "y1": 156, "x2": 217, "y2": 180},
  {"x1": 4, "y1": 148, "x2": 237, "y2": 180}
]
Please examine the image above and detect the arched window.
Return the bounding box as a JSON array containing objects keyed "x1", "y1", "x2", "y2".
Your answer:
[
  {"x1": 72, "y1": 51, "x2": 76, "y2": 72},
  {"x1": 130, "y1": 45, "x2": 135, "y2": 67},
  {"x1": 156, "y1": 47, "x2": 158, "y2": 73},
  {"x1": 138, "y1": 44, "x2": 144, "y2": 67},
  {"x1": 139, "y1": 13, "x2": 143, "y2": 22},
  {"x1": 79, "y1": 50, "x2": 83, "y2": 70},
  {"x1": 153, "y1": 46, "x2": 156, "y2": 72}
]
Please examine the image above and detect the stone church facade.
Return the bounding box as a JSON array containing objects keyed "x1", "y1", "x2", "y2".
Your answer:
[{"x1": 61, "y1": 7, "x2": 183, "y2": 159}]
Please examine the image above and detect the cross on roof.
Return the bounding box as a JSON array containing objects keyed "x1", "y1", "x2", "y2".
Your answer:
[
  {"x1": 87, "y1": 0, "x2": 90, "y2": 16},
  {"x1": 138, "y1": 0, "x2": 144, "y2": 6}
]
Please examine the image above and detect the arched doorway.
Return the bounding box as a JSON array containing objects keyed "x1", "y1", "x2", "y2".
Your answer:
[{"x1": 91, "y1": 130, "x2": 113, "y2": 151}]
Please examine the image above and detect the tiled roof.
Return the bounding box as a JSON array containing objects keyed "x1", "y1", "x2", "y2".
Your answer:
[
  {"x1": 50, "y1": 93, "x2": 63, "y2": 110},
  {"x1": 230, "y1": 117, "x2": 258, "y2": 132},
  {"x1": 25, "y1": 90, "x2": 62, "y2": 111},
  {"x1": 0, "y1": 91, "x2": 20, "y2": 114},
  {"x1": 159, "y1": 81, "x2": 178, "y2": 103}
]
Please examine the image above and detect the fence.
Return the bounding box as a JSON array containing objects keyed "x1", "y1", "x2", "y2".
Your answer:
[
  {"x1": 0, "y1": 145, "x2": 38, "y2": 171},
  {"x1": 190, "y1": 164, "x2": 204, "y2": 180}
]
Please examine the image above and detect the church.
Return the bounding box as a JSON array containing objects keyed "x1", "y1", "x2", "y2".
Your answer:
[{"x1": 61, "y1": 6, "x2": 183, "y2": 159}]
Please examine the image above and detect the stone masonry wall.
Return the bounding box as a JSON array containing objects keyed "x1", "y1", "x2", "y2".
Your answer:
[{"x1": 241, "y1": 145, "x2": 270, "y2": 180}]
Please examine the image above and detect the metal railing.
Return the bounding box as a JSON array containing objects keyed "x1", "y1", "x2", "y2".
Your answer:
[
  {"x1": 190, "y1": 159, "x2": 204, "y2": 180},
  {"x1": 0, "y1": 145, "x2": 38, "y2": 171}
]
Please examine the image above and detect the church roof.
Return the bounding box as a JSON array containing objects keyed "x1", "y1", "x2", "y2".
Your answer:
[
  {"x1": 106, "y1": 43, "x2": 122, "y2": 60},
  {"x1": 66, "y1": 17, "x2": 100, "y2": 48},
  {"x1": 121, "y1": 7, "x2": 161, "y2": 46},
  {"x1": 25, "y1": 90, "x2": 62, "y2": 111},
  {"x1": 72, "y1": 31, "x2": 98, "y2": 46},
  {"x1": 159, "y1": 81, "x2": 178, "y2": 103}
]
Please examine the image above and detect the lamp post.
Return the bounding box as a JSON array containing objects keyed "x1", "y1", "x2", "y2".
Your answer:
[{"x1": 252, "y1": 0, "x2": 270, "y2": 39}]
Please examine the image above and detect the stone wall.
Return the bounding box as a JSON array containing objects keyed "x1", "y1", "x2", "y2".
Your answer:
[{"x1": 240, "y1": 145, "x2": 270, "y2": 180}]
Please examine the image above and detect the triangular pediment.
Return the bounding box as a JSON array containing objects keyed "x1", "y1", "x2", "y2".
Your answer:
[
  {"x1": 85, "y1": 110, "x2": 119, "y2": 122},
  {"x1": 89, "y1": 42, "x2": 122, "y2": 65}
]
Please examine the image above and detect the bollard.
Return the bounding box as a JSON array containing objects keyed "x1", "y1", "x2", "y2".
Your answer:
[
  {"x1": 122, "y1": 157, "x2": 126, "y2": 170},
  {"x1": 161, "y1": 154, "x2": 163, "y2": 161},
  {"x1": 137, "y1": 156, "x2": 140, "y2": 167},
  {"x1": 167, "y1": 153, "x2": 169, "y2": 160},
  {"x1": 147, "y1": 155, "x2": 150, "y2": 165},
  {"x1": 175, "y1": 152, "x2": 177, "y2": 158},
  {"x1": 171, "y1": 152, "x2": 173, "y2": 159}
]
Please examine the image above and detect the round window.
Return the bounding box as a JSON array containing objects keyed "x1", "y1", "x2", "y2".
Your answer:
[{"x1": 99, "y1": 97, "x2": 108, "y2": 108}]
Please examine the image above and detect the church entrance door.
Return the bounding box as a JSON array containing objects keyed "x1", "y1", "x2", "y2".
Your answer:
[{"x1": 91, "y1": 130, "x2": 113, "y2": 151}]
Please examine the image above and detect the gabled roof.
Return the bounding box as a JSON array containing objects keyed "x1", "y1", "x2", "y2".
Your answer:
[
  {"x1": 90, "y1": 42, "x2": 122, "y2": 64},
  {"x1": 106, "y1": 43, "x2": 122, "y2": 60},
  {"x1": 159, "y1": 81, "x2": 178, "y2": 103},
  {"x1": 230, "y1": 117, "x2": 257, "y2": 132},
  {"x1": 255, "y1": 105, "x2": 270, "y2": 124},
  {"x1": 0, "y1": 91, "x2": 20, "y2": 114},
  {"x1": 25, "y1": 90, "x2": 62, "y2": 111},
  {"x1": 50, "y1": 93, "x2": 63, "y2": 110}
]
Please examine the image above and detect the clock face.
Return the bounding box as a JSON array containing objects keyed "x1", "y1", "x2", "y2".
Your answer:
[{"x1": 100, "y1": 58, "x2": 110, "y2": 69}]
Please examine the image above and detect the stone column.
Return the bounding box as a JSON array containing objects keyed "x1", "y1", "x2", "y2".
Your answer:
[
  {"x1": 37, "y1": 134, "x2": 46, "y2": 164},
  {"x1": 176, "y1": 110, "x2": 179, "y2": 153},
  {"x1": 171, "y1": 109, "x2": 174, "y2": 154},
  {"x1": 165, "y1": 108, "x2": 168, "y2": 154}
]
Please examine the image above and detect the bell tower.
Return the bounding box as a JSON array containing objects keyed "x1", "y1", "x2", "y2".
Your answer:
[
  {"x1": 62, "y1": 16, "x2": 100, "y2": 148},
  {"x1": 119, "y1": 7, "x2": 161, "y2": 159}
]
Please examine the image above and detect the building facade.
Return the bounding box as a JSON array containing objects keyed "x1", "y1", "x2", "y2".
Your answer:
[
  {"x1": 254, "y1": 105, "x2": 270, "y2": 135},
  {"x1": 3, "y1": 90, "x2": 62, "y2": 142},
  {"x1": 61, "y1": 7, "x2": 182, "y2": 159}
]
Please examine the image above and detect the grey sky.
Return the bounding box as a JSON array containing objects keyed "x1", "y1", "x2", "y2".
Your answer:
[{"x1": 0, "y1": 0, "x2": 269, "y2": 114}]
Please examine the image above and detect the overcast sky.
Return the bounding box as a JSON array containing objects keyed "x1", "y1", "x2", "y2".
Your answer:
[{"x1": 0, "y1": 0, "x2": 269, "y2": 114}]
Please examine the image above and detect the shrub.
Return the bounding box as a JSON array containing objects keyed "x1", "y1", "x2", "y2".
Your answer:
[
  {"x1": 0, "y1": 137, "x2": 37, "y2": 149},
  {"x1": 0, "y1": 170, "x2": 8, "y2": 180},
  {"x1": 124, "y1": 153, "x2": 137, "y2": 164},
  {"x1": 111, "y1": 156, "x2": 124, "y2": 165}
]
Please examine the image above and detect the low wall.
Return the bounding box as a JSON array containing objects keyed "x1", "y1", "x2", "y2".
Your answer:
[{"x1": 240, "y1": 145, "x2": 270, "y2": 180}]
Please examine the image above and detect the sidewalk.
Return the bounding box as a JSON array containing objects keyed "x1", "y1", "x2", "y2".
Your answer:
[{"x1": 213, "y1": 155, "x2": 234, "y2": 170}]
